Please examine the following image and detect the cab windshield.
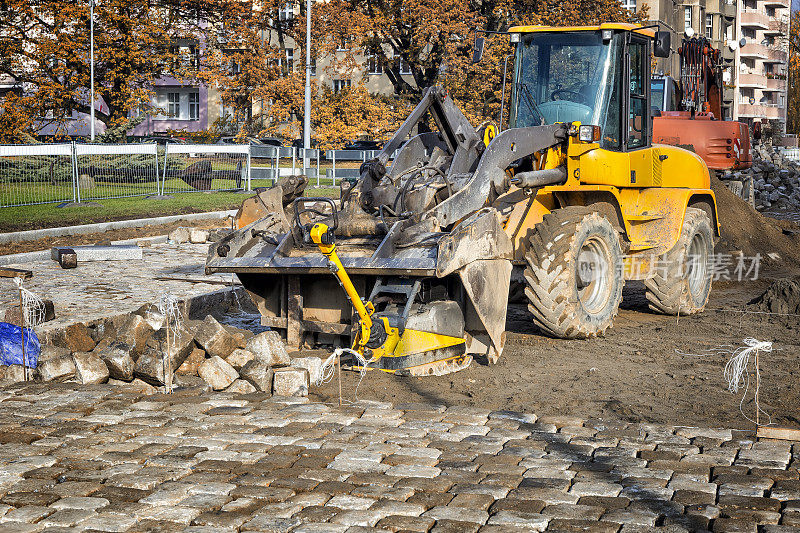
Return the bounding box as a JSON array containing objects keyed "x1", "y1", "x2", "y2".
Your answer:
[{"x1": 510, "y1": 31, "x2": 621, "y2": 132}]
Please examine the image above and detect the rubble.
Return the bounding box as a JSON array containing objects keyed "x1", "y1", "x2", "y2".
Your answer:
[
  {"x1": 35, "y1": 355, "x2": 76, "y2": 382},
  {"x1": 198, "y1": 355, "x2": 239, "y2": 390},
  {"x1": 291, "y1": 356, "x2": 324, "y2": 385},
  {"x1": 133, "y1": 326, "x2": 195, "y2": 385},
  {"x1": 72, "y1": 351, "x2": 109, "y2": 385},
  {"x1": 225, "y1": 378, "x2": 257, "y2": 394},
  {"x1": 168, "y1": 227, "x2": 191, "y2": 244},
  {"x1": 116, "y1": 314, "x2": 155, "y2": 357},
  {"x1": 194, "y1": 315, "x2": 238, "y2": 358},
  {"x1": 246, "y1": 331, "x2": 290, "y2": 366},
  {"x1": 225, "y1": 348, "x2": 256, "y2": 370},
  {"x1": 273, "y1": 367, "x2": 309, "y2": 397},
  {"x1": 239, "y1": 359, "x2": 274, "y2": 392},
  {"x1": 97, "y1": 342, "x2": 135, "y2": 381},
  {"x1": 189, "y1": 229, "x2": 210, "y2": 244},
  {"x1": 723, "y1": 144, "x2": 800, "y2": 211},
  {"x1": 4, "y1": 299, "x2": 55, "y2": 326},
  {"x1": 62, "y1": 323, "x2": 96, "y2": 353},
  {"x1": 176, "y1": 347, "x2": 205, "y2": 375}
]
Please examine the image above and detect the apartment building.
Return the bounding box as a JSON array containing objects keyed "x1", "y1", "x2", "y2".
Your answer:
[
  {"x1": 734, "y1": 0, "x2": 789, "y2": 130},
  {"x1": 636, "y1": 0, "x2": 738, "y2": 119}
]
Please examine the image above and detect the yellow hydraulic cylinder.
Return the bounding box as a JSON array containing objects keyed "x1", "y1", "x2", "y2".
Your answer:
[{"x1": 310, "y1": 223, "x2": 373, "y2": 345}]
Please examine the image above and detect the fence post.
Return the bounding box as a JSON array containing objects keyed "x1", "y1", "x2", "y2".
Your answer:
[
  {"x1": 316, "y1": 149, "x2": 320, "y2": 187},
  {"x1": 73, "y1": 142, "x2": 82, "y2": 203},
  {"x1": 162, "y1": 144, "x2": 169, "y2": 195},
  {"x1": 292, "y1": 149, "x2": 296, "y2": 176},
  {"x1": 155, "y1": 147, "x2": 162, "y2": 196},
  {"x1": 332, "y1": 151, "x2": 336, "y2": 187},
  {"x1": 71, "y1": 141, "x2": 78, "y2": 203},
  {"x1": 247, "y1": 145, "x2": 252, "y2": 191}
]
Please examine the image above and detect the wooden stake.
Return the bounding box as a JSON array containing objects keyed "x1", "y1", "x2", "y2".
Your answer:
[
  {"x1": 337, "y1": 351, "x2": 342, "y2": 407},
  {"x1": 17, "y1": 284, "x2": 27, "y2": 382},
  {"x1": 165, "y1": 325, "x2": 172, "y2": 394},
  {"x1": 755, "y1": 348, "x2": 760, "y2": 427}
]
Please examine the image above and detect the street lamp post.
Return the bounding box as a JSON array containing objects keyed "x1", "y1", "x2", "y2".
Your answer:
[
  {"x1": 89, "y1": 0, "x2": 95, "y2": 141},
  {"x1": 303, "y1": 0, "x2": 311, "y2": 173}
]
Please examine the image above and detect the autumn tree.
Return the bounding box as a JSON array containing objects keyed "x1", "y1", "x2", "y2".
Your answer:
[
  {"x1": 787, "y1": 10, "x2": 800, "y2": 134},
  {"x1": 315, "y1": 0, "x2": 647, "y2": 127},
  {"x1": 202, "y1": 0, "x2": 309, "y2": 139},
  {"x1": 0, "y1": 0, "x2": 216, "y2": 137}
]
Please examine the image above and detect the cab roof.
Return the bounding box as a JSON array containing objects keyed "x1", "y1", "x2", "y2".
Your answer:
[{"x1": 508, "y1": 23, "x2": 656, "y2": 38}]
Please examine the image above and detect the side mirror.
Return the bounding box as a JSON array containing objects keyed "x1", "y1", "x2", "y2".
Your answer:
[
  {"x1": 654, "y1": 31, "x2": 671, "y2": 58},
  {"x1": 472, "y1": 36, "x2": 485, "y2": 64}
]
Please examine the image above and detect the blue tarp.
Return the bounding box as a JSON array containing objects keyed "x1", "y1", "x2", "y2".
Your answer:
[{"x1": 0, "y1": 322, "x2": 39, "y2": 368}]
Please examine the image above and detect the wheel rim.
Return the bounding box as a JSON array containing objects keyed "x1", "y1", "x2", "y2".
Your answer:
[
  {"x1": 686, "y1": 232, "x2": 708, "y2": 298},
  {"x1": 576, "y1": 237, "x2": 613, "y2": 314}
]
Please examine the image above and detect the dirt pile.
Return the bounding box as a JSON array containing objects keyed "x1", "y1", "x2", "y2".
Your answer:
[
  {"x1": 710, "y1": 174, "x2": 800, "y2": 264},
  {"x1": 749, "y1": 278, "x2": 800, "y2": 315}
]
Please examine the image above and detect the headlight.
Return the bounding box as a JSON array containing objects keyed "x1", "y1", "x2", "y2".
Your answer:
[{"x1": 578, "y1": 125, "x2": 601, "y2": 143}]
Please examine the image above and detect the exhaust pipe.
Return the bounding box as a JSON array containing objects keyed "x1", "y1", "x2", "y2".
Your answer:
[{"x1": 510, "y1": 166, "x2": 567, "y2": 188}]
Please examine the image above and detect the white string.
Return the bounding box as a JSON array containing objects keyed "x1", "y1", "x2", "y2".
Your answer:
[
  {"x1": 156, "y1": 294, "x2": 183, "y2": 336},
  {"x1": 723, "y1": 338, "x2": 773, "y2": 426},
  {"x1": 320, "y1": 347, "x2": 378, "y2": 402},
  {"x1": 13, "y1": 278, "x2": 46, "y2": 327}
]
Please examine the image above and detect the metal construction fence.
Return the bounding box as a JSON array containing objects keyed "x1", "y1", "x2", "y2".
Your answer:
[{"x1": 0, "y1": 142, "x2": 390, "y2": 208}]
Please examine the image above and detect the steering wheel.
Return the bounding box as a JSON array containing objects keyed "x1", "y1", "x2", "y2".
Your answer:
[{"x1": 550, "y1": 89, "x2": 590, "y2": 106}]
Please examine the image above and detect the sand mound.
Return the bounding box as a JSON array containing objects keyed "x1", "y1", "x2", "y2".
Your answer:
[
  {"x1": 749, "y1": 278, "x2": 800, "y2": 315},
  {"x1": 710, "y1": 174, "x2": 800, "y2": 263}
]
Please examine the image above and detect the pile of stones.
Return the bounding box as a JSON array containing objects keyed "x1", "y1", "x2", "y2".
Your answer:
[
  {"x1": 721, "y1": 144, "x2": 800, "y2": 211},
  {"x1": 0, "y1": 309, "x2": 323, "y2": 397},
  {"x1": 168, "y1": 226, "x2": 231, "y2": 245}
]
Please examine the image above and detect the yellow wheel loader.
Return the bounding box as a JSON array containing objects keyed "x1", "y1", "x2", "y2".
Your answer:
[{"x1": 206, "y1": 23, "x2": 719, "y2": 376}]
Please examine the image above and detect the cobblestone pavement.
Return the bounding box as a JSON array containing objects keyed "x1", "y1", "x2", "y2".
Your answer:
[
  {"x1": 0, "y1": 243, "x2": 233, "y2": 331},
  {"x1": 0, "y1": 383, "x2": 797, "y2": 532}
]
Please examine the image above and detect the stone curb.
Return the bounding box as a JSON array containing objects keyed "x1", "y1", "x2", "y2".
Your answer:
[
  {"x1": 0, "y1": 209, "x2": 237, "y2": 245},
  {"x1": 0, "y1": 235, "x2": 170, "y2": 267}
]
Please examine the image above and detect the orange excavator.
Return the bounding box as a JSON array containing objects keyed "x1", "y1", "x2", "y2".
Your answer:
[{"x1": 652, "y1": 35, "x2": 752, "y2": 172}]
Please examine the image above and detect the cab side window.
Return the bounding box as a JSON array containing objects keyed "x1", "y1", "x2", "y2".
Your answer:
[{"x1": 627, "y1": 39, "x2": 648, "y2": 149}]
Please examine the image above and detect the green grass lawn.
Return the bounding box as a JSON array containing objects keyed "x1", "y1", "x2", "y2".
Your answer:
[{"x1": 0, "y1": 187, "x2": 338, "y2": 233}]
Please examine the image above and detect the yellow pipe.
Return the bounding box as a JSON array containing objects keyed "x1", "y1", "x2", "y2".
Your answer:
[{"x1": 310, "y1": 223, "x2": 373, "y2": 330}]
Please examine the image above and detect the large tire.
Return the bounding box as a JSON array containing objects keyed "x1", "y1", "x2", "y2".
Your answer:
[
  {"x1": 644, "y1": 207, "x2": 714, "y2": 315},
  {"x1": 523, "y1": 207, "x2": 625, "y2": 339}
]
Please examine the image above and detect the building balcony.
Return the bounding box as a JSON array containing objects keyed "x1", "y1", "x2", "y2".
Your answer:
[
  {"x1": 763, "y1": 17, "x2": 788, "y2": 36},
  {"x1": 740, "y1": 10, "x2": 771, "y2": 30},
  {"x1": 763, "y1": 48, "x2": 788, "y2": 63},
  {"x1": 763, "y1": 0, "x2": 789, "y2": 8},
  {"x1": 739, "y1": 73, "x2": 768, "y2": 88},
  {"x1": 706, "y1": 0, "x2": 737, "y2": 16},
  {"x1": 763, "y1": 77, "x2": 787, "y2": 92},
  {"x1": 738, "y1": 103, "x2": 784, "y2": 119},
  {"x1": 740, "y1": 42, "x2": 770, "y2": 59}
]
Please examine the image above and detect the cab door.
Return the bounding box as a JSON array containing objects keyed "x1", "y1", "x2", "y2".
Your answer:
[{"x1": 625, "y1": 33, "x2": 655, "y2": 187}]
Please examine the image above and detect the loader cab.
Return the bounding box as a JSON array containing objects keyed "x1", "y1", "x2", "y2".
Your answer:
[
  {"x1": 508, "y1": 25, "x2": 655, "y2": 152},
  {"x1": 651, "y1": 75, "x2": 680, "y2": 113}
]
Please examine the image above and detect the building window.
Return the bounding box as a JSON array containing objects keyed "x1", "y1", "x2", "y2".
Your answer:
[
  {"x1": 333, "y1": 79, "x2": 351, "y2": 93},
  {"x1": 705, "y1": 14, "x2": 713, "y2": 38},
  {"x1": 189, "y1": 92, "x2": 199, "y2": 120},
  {"x1": 279, "y1": 3, "x2": 294, "y2": 21},
  {"x1": 285, "y1": 48, "x2": 294, "y2": 72},
  {"x1": 621, "y1": 0, "x2": 636, "y2": 11},
  {"x1": 366, "y1": 49, "x2": 383, "y2": 75},
  {"x1": 394, "y1": 51, "x2": 411, "y2": 75},
  {"x1": 684, "y1": 6, "x2": 692, "y2": 31},
  {"x1": 167, "y1": 92, "x2": 180, "y2": 118}
]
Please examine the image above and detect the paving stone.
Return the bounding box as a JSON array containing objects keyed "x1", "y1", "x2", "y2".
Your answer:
[
  {"x1": 72, "y1": 351, "x2": 110, "y2": 385},
  {"x1": 97, "y1": 342, "x2": 136, "y2": 381},
  {"x1": 486, "y1": 510, "x2": 549, "y2": 531},
  {"x1": 134, "y1": 327, "x2": 195, "y2": 386},
  {"x1": 422, "y1": 505, "x2": 488, "y2": 524},
  {"x1": 273, "y1": 368, "x2": 309, "y2": 397},
  {"x1": 195, "y1": 315, "x2": 238, "y2": 359},
  {"x1": 1, "y1": 505, "x2": 55, "y2": 523},
  {"x1": 375, "y1": 514, "x2": 436, "y2": 532},
  {"x1": 245, "y1": 331, "x2": 290, "y2": 366},
  {"x1": 546, "y1": 518, "x2": 621, "y2": 532},
  {"x1": 50, "y1": 496, "x2": 109, "y2": 511},
  {"x1": 38, "y1": 508, "x2": 97, "y2": 527},
  {"x1": 198, "y1": 356, "x2": 239, "y2": 391}
]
